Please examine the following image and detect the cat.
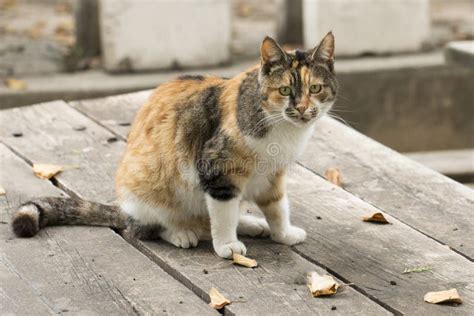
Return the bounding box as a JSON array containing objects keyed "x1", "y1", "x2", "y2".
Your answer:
[{"x1": 12, "y1": 32, "x2": 338, "y2": 259}]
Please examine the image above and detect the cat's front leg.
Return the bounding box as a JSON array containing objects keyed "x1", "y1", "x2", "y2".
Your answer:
[
  {"x1": 206, "y1": 195, "x2": 247, "y2": 258},
  {"x1": 256, "y1": 173, "x2": 306, "y2": 245}
]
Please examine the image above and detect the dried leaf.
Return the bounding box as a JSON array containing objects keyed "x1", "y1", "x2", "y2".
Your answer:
[
  {"x1": 307, "y1": 272, "x2": 339, "y2": 297},
  {"x1": 55, "y1": 3, "x2": 72, "y2": 14},
  {"x1": 0, "y1": 187, "x2": 6, "y2": 196},
  {"x1": 362, "y1": 212, "x2": 390, "y2": 224},
  {"x1": 402, "y1": 266, "x2": 432, "y2": 274},
  {"x1": 33, "y1": 164, "x2": 63, "y2": 180},
  {"x1": 232, "y1": 253, "x2": 258, "y2": 268},
  {"x1": 28, "y1": 21, "x2": 46, "y2": 39},
  {"x1": 0, "y1": 0, "x2": 17, "y2": 10},
  {"x1": 424, "y1": 288, "x2": 463, "y2": 305},
  {"x1": 325, "y1": 168, "x2": 342, "y2": 186},
  {"x1": 4, "y1": 78, "x2": 27, "y2": 91},
  {"x1": 209, "y1": 287, "x2": 231, "y2": 309}
]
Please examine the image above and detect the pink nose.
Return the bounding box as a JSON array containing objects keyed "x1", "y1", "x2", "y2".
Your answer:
[{"x1": 296, "y1": 106, "x2": 306, "y2": 115}]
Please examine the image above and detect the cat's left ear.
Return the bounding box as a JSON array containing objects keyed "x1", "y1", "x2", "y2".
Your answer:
[
  {"x1": 261, "y1": 36, "x2": 287, "y2": 65},
  {"x1": 311, "y1": 31, "x2": 335, "y2": 65}
]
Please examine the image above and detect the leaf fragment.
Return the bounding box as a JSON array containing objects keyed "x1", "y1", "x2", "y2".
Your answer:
[
  {"x1": 33, "y1": 164, "x2": 63, "y2": 180},
  {"x1": 307, "y1": 272, "x2": 339, "y2": 297},
  {"x1": 232, "y1": 253, "x2": 258, "y2": 268},
  {"x1": 0, "y1": 187, "x2": 6, "y2": 196},
  {"x1": 209, "y1": 287, "x2": 231, "y2": 309},
  {"x1": 325, "y1": 168, "x2": 342, "y2": 186},
  {"x1": 4, "y1": 78, "x2": 27, "y2": 91},
  {"x1": 424, "y1": 288, "x2": 463, "y2": 305},
  {"x1": 402, "y1": 266, "x2": 432, "y2": 274},
  {"x1": 362, "y1": 212, "x2": 390, "y2": 224}
]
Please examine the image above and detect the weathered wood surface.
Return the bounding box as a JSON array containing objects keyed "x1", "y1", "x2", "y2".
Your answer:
[
  {"x1": 288, "y1": 165, "x2": 474, "y2": 315},
  {"x1": 74, "y1": 90, "x2": 474, "y2": 260},
  {"x1": 0, "y1": 143, "x2": 216, "y2": 315},
  {"x1": 72, "y1": 90, "x2": 152, "y2": 139},
  {"x1": 69, "y1": 95, "x2": 474, "y2": 314},
  {"x1": 1, "y1": 99, "x2": 390, "y2": 315},
  {"x1": 405, "y1": 149, "x2": 474, "y2": 178},
  {"x1": 300, "y1": 117, "x2": 474, "y2": 260},
  {"x1": 0, "y1": 101, "x2": 125, "y2": 204}
]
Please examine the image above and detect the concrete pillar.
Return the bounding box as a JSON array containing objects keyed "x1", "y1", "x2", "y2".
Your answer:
[
  {"x1": 303, "y1": 0, "x2": 430, "y2": 56},
  {"x1": 99, "y1": 0, "x2": 232, "y2": 72}
]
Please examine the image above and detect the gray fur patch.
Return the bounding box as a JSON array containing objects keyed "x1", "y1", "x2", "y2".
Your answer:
[{"x1": 237, "y1": 70, "x2": 269, "y2": 138}]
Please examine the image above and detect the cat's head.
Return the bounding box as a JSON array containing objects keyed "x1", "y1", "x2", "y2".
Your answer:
[{"x1": 258, "y1": 32, "x2": 338, "y2": 126}]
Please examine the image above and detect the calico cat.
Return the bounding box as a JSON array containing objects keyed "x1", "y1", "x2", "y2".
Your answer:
[{"x1": 12, "y1": 32, "x2": 338, "y2": 259}]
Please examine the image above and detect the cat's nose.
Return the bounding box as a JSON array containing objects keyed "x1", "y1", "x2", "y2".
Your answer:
[{"x1": 296, "y1": 105, "x2": 307, "y2": 115}]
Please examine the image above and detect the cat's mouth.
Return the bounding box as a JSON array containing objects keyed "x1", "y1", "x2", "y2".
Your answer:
[{"x1": 283, "y1": 113, "x2": 315, "y2": 127}]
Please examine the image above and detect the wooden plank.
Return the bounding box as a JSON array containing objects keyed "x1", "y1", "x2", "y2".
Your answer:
[
  {"x1": 405, "y1": 149, "x2": 474, "y2": 178},
  {"x1": 288, "y1": 165, "x2": 474, "y2": 315},
  {"x1": 299, "y1": 117, "x2": 474, "y2": 259},
  {"x1": 70, "y1": 94, "x2": 474, "y2": 314},
  {"x1": 1, "y1": 101, "x2": 125, "y2": 204},
  {"x1": 0, "y1": 102, "x2": 392, "y2": 314},
  {"x1": 72, "y1": 90, "x2": 152, "y2": 139},
  {"x1": 0, "y1": 143, "x2": 216, "y2": 315}
]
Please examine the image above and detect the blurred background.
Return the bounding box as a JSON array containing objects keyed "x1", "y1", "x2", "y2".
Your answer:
[{"x1": 0, "y1": 0, "x2": 473, "y2": 185}]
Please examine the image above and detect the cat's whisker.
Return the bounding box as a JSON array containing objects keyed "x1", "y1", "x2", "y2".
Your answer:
[
  {"x1": 326, "y1": 112, "x2": 354, "y2": 127},
  {"x1": 249, "y1": 113, "x2": 282, "y2": 135}
]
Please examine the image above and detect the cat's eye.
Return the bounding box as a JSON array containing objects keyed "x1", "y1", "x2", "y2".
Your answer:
[
  {"x1": 309, "y1": 84, "x2": 322, "y2": 94},
  {"x1": 279, "y1": 86, "x2": 291, "y2": 96}
]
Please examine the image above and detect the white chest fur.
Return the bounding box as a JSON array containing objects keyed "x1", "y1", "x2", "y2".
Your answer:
[
  {"x1": 246, "y1": 120, "x2": 316, "y2": 168},
  {"x1": 243, "y1": 121, "x2": 316, "y2": 200}
]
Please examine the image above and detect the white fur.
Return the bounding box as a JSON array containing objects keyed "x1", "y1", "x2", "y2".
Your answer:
[
  {"x1": 259, "y1": 194, "x2": 306, "y2": 245},
  {"x1": 205, "y1": 195, "x2": 246, "y2": 258}
]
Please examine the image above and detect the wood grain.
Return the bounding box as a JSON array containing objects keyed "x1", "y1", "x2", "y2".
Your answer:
[
  {"x1": 288, "y1": 165, "x2": 474, "y2": 315},
  {"x1": 0, "y1": 143, "x2": 216, "y2": 315},
  {"x1": 300, "y1": 117, "x2": 474, "y2": 259},
  {"x1": 405, "y1": 149, "x2": 474, "y2": 178}
]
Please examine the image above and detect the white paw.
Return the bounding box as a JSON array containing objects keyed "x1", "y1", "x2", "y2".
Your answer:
[
  {"x1": 237, "y1": 215, "x2": 270, "y2": 237},
  {"x1": 271, "y1": 226, "x2": 306, "y2": 246},
  {"x1": 160, "y1": 229, "x2": 199, "y2": 248},
  {"x1": 213, "y1": 240, "x2": 247, "y2": 259}
]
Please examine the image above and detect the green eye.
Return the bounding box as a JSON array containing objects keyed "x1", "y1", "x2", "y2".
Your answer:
[
  {"x1": 309, "y1": 84, "x2": 322, "y2": 94},
  {"x1": 279, "y1": 86, "x2": 291, "y2": 96}
]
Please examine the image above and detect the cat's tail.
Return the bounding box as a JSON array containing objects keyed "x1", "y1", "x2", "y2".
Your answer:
[{"x1": 12, "y1": 197, "x2": 128, "y2": 237}]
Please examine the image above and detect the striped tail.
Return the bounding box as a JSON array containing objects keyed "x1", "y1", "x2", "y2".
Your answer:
[{"x1": 12, "y1": 197, "x2": 128, "y2": 237}]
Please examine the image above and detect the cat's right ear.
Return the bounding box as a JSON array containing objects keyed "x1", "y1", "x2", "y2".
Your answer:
[{"x1": 260, "y1": 36, "x2": 287, "y2": 65}]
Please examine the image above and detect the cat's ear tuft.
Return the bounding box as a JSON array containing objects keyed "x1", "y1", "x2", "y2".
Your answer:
[
  {"x1": 311, "y1": 31, "x2": 335, "y2": 64},
  {"x1": 260, "y1": 36, "x2": 287, "y2": 65}
]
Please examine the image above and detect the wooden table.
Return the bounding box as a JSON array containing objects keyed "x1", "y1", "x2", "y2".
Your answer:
[{"x1": 1, "y1": 90, "x2": 473, "y2": 315}]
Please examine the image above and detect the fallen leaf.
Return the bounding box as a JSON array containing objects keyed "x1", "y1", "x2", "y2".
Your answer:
[
  {"x1": 55, "y1": 2, "x2": 72, "y2": 14},
  {"x1": 402, "y1": 266, "x2": 432, "y2": 274},
  {"x1": 54, "y1": 20, "x2": 73, "y2": 36},
  {"x1": 232, "y1": 253, "x2": 258, "y2": 268},
  {"x1": 424, "y1": 288, "x2": 463, "y2": 305},
  {"x1": 0, "y1": 0, "x2": 16, "y2": 10},
  {"x1": 325, "y1": 168, "x2": 342, "y2": 186},
  {"x1": 209, "y1": 287, "x2": 231, "y2": 309},
  {"x1": 27, "y1": 21, "x2": 46, "y2": 39},
  {"x1": 362, "y1": 212, "x2": 390, "y2": 224},
  {"x1": 33, "y1": 164, "x2": 63, "y2": 180},
  {"x1": 4, "y1": 78, "x2": 27, "y2": 91},
  {"x1": 0, "y1": 187, "x2": 6, "y2": 195},
  {"x1": 307, "y1": 272, "x2": 339, "y2": 297}
]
